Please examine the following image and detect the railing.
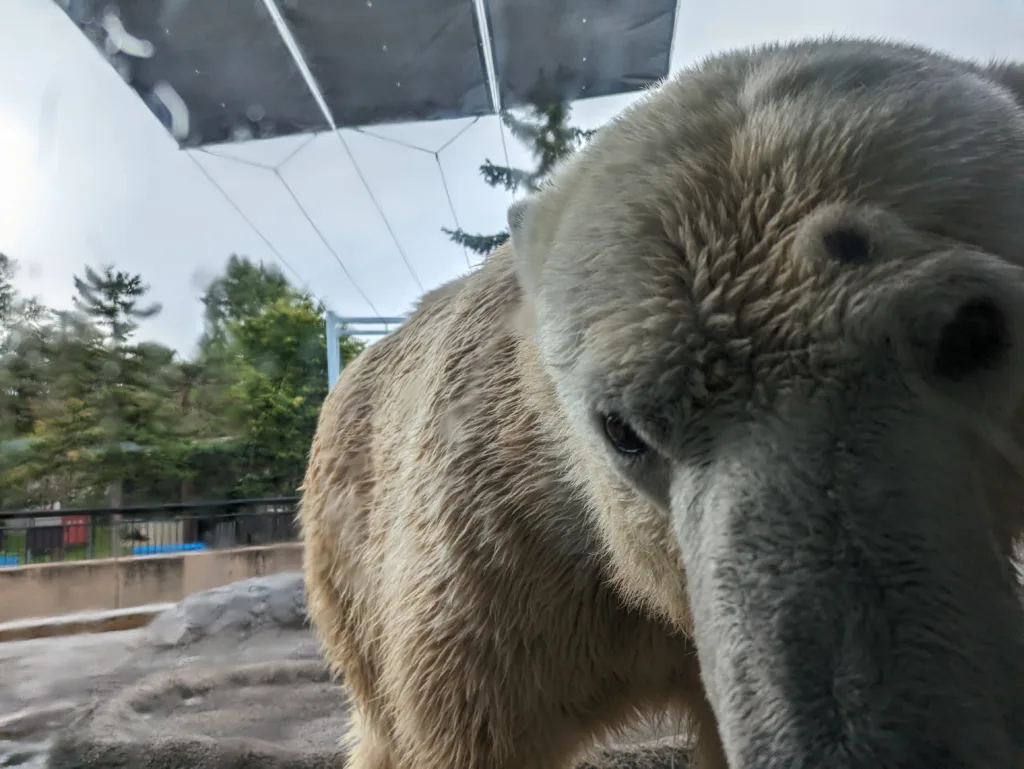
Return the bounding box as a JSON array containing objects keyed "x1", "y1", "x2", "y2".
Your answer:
[{"x1": 0, "y1": 497, "x2": 301, "y2": 567}]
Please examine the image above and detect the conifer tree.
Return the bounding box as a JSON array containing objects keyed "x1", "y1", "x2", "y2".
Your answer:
[{"x1": 444, "y1": 101, "x2": 596, "y2": 257}]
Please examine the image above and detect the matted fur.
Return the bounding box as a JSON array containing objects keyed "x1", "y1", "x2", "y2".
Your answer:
[{"x1": 301, "y1": 37, "x2": 1024, "y2": 769}]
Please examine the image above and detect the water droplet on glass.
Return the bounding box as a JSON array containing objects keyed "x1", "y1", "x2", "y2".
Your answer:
[
  {"x1": 246, "y1": 103, "x2": 266, "y2": 122},
  {"x1": 366, "y1": 0, "x2": 372, "y2": 5},
  {"x1": 113, "y1": 57, "x2": 132, "y2": 82},
  {"x1": 220, "y1": 102, "x2": 226, "y2": 108},
  {"x1": 189, "y1": 267, "x2": 216, "y2": 294},
  {"x1": 581, "y1": 16, "x2": 587, "y2": 22},
  {"x1": 395, "y1": 81, "x2": 401, "y2": 87},
  {"x1": 194, "y1": 68, "x2": 200, "y2": 74},
  {"x1": 231, "y1": 124, "x2": 254, "y2": 142},
  {"x1": 582, "y1": 56, "x2": 587, "y2": 62},
  {"x1": 381, "y1": 44, "x2": 388, "y2": 52}
]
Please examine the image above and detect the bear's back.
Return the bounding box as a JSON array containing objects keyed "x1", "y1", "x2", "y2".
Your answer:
[
  {"x1": 302, "y1": 244, "x2": 527, "y2": 545},
  {"x1": 300, "y1": 242, "x2": 607, "y2": 668}
]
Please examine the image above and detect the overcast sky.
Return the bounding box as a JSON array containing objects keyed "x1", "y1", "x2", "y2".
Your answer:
[{"x1": 1, "y1": 0, "x2": 1022, "y2": 356}]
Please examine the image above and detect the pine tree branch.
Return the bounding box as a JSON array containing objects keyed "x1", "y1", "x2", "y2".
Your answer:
[
  {"x1": 480, "y1": 161, "x2": 531, "y2": 193},
  {"x1": 500, "y1": 110, "x2": 541, "y2": 146},
  {"x1": 442, "y1": 228, "x2": 510, "y2": 256},
  {"x1": 442, "y1": 97, "x2": 593, "y2": 258}
]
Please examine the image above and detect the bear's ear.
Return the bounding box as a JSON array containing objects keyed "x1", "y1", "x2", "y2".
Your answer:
[
  {"x1": 507, "y1": 198, "x2": 530, "y2": 240},
  {"x1": 986, "y1": 61, "x2": 1024, "y2": 108},
  {"x1": 506, "y1": 195, "x2": 545, "y2": 299}
]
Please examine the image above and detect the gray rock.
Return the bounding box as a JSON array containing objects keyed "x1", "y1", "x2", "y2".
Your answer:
[
  {"x1": 0, "y1": 703, "x2": 79, "y2": 741},
  {"x1": 146, "y1": 573, "x2": 308, "y2": 648},
  {"x1": 46, "y1": 660, "x2": 348, "y2": 769}
]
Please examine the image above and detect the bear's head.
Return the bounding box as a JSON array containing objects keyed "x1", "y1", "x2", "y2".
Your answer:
[{"x1": 510, "y1": 38, "x2": 1024, "y2": 768}]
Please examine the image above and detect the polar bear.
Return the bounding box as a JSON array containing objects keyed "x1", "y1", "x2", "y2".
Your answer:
[{"x1": 299, "y1": 37, "x2": 1024, "y2": 769}]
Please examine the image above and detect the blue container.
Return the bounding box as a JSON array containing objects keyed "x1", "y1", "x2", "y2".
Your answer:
[
  {"x1": 132, "y1": 542, "x2": 207, "y2": 556},
  {"x1": 0, "y1": 554, "x2": 20, "y2": 567}
]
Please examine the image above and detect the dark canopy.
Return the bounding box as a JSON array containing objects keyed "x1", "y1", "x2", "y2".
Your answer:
[{"x1": 55, "y1": 0, "x2": 678, "y2": 147}]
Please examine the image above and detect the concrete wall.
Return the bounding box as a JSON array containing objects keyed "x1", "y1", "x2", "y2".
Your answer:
[{"x1": 0, "y1": 543, "x2": 303, "y2": 623}]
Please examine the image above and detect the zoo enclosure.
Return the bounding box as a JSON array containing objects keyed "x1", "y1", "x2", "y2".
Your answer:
[{"x1": 0, "y1": 496, "x2": 300, "y2": 567}]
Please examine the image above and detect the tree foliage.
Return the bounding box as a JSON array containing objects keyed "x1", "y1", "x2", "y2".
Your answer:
[
  {"x1": 443, "y1": 101, "x2": 597, "y2": 256},
  {"x1": 0, "y1": 254, "x2": 364, "y2": 509},
  {"x1": 1, "y1": 100, "x2": 589, "y2": 508},
  {"x1": 0, "y1": 253, "x2": 15, "y2": 334}
]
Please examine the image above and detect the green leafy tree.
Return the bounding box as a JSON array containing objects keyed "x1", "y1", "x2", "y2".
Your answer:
[
  {"x1": 227, "y1": 296, "x2": 330, "y2": 495},
  {"x1": 443, "y1": 101, "x2": 596, "y2": 256},
  {"x1": 0, "y1": 253, "x2": 14, "y2": 334},
  {"x1": 72, "y1": 267, "x2": 179, "y2": 499},
  {"x1": 5, "y1": 310, "x2": 107, "y2": 507},
  {"x1": 2, "y1": 253, "x2": 366, "y2": 510},
  {"x1": 199, "y1": 254, "x2": 292, "y2": 352},
  {"x1": 190, "y1": 255, "x2": 298, "y2": 448},
  {"x1": 12, "y1": 268, "x2": 185, "y2": 508},
  {"x1": 194, "y1": 255, "x2": 364, "y2": 498},
  {"x1": 0, "y1": 256, "x2": 50, "y2": 441},
  {"x1": 0, "y1": 262, "x2": 58, "y2": 507},
  {"x1": 73, "y1": 265, "x2": 162, "y2": 345}
]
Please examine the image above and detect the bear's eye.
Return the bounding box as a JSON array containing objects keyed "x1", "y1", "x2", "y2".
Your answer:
[
  {"x1": 933, "y1": 296, "x2": 1009, "y2": 381},
  {"x1": 602, "y1": 413, "x2": 647, "y2": 456}
]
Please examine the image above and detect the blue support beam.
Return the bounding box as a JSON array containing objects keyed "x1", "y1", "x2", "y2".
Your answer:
[
  {"x1": 325, "y1": 309, "x2": 341, "y2": 390},
  {"x1": 324, "y1": 310, "x2": 407, "y2": 390}
]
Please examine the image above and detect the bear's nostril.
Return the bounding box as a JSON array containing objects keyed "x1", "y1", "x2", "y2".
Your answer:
[
  {"x1": 822, "y1": 226, "x2": 871, "y2": 265},
  {"x1": 933, "y1": 296, "x2": 1009, "y2": 381}
]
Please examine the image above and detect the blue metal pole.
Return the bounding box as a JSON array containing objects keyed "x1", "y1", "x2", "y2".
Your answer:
[{"x1": 325, "y1": 309, "x2": 341, "y2": 390}]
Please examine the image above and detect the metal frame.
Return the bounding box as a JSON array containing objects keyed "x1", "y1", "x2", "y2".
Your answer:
[
  {"x1": 215, "y1": 0, "x2": 679, "y2": 392},
  {"x1": 325, "y1": 310, "x2": 407, "y2": 389},
  {"x1": 260, "y1": 0, "x2": 505, "y2": 131},
  {"x1": 0, "y1": 497, "x2": 301, "y2": 566}
]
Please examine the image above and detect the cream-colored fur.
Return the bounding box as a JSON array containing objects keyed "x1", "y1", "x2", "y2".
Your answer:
[
  {"x1": 301, "y1": 249, "x2": 718, "y2": 768},
  {"x1": 301, "y1": 37, "x2": 1024, "y2": 769}
]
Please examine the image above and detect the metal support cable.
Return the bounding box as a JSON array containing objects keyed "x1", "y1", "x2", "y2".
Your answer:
[
  {"x1": 186, "y1": 150, "x2": 320, "y2": 302},
  {"x1": 330, "y1": 130, "x2": 425, "y2": 292},
  {"x1": 195, "y1": 105, "x2": 511, "y2": 297},
  {"x1": 260, "y1": 0, "x2": 425, "y2": 293},
  {"x1": 194, "y1": 137, "x2": 380, "y2": 315},
  {"x1": 273, "y1": 166, "x2": 382, "y2": 315}
]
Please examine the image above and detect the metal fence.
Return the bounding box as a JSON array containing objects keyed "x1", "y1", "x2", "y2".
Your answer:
[{"x1": 0, "y1": 497, "x2": 300, "y2": 568}]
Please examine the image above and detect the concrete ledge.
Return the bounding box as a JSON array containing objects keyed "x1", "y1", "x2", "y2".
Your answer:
[
  {"x1": 0, "y1": 603, "x2": 176, "y2": 643},
  {"x1": 0, "y1": 543, "x2": 303, "y2": 625}
]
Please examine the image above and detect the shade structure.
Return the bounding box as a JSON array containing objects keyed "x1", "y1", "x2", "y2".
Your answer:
[
  {"x1": 54, "y1": 0, "x2": 679, "y2": 148},
  {"x1": 486, "y1": 0, "x2": 678, "y2": 108}
]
